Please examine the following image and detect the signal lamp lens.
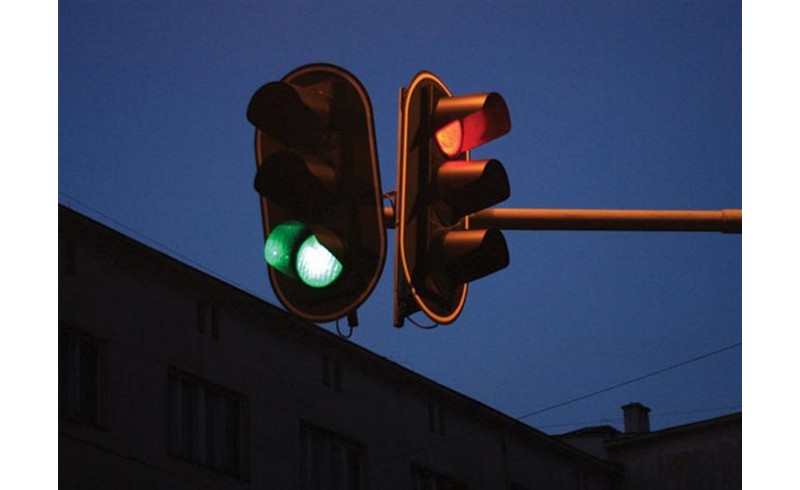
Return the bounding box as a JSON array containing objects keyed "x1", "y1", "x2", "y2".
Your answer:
[
  {"x1": 264, "y1": 221, "x2": 308, "y2": 278},
  {"x1": 296, "y1": 235, "x2": 343, "y2": 288},
  {"x1": 435, "y1": 119, "x2": 463, "y2": 157}
]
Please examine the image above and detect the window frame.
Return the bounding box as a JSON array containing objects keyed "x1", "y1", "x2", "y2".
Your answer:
[
  {"x1": 300, "y1": 422, "x2": 365, "y2": 490},
  {"x1": 427, "y1": 403, "x2": 446, "y2": 436},
  {"x1": 411, "y1": 464, "x2": 468, "y2": 490},
  {"x1": 322, "y1": 356, "x2": 343, "y2": 392},
  {"x1": 196, "y1": 301, "x2": 219, "y2": 338},
  {"x1": 59, "y1": 325, "x2": 106, "y2": 429},
  {"x1": 168, "y1": 367, "x2": 250, "y2": 479}
]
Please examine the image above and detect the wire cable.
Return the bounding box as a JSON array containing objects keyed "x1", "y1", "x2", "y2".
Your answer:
[
  {"x1": 335, "y1": 318, "x2": 354, "y2": 339},
  {"x1": 382, "y1": 190, "x2": 396, "y2": 209},
  {"x1": 371, "y1": 341, "x2": 742, "y2": 474},
  {"x1": 58, "y1": 191, "x2": 264, "y2": 301},
  {"x1": 516, "y1": 341, "x2": 742, "y2": 421},
  {"x1": 406, "y1": 314, "x2": 440, "y2": 330},
  {"x1": 536, "y1": 403, "x2": 742, "y2": 430}
]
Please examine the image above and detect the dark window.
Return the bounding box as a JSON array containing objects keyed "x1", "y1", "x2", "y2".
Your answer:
[
  {"x1": 428, "y1": 404, "x2": 446, "y2": 436},
  {"x1": 59, "y1": 240, "x2": 76, "y2": 277},
  {"x1": 59, "y1": 328, "x2": 104, "y2": 427},
  {"x1": 210, "y1": 305, "x2": 219, "y2": 338},
  {"x1": 301, "y1": 424, "x2": 363, "y2": 490},
  {"x1": 322, "y1": 356, "x2": 343, "y2": 392},
  {"x1": 411, "y1": 465, "x2": 467, "y2": 490},
  {"x1": 196, "y1": 302, "x2": 207, "y2": 333},
  {"x1": 168, "y1": 368, "x2": 248, "y2": 478},
  {"x1": 575, "y1": 470, "x2": 589, "y2": 490},
  {"x1": 196, "y1": 301, "x2": 219, "y2": 338},
  {"x1": 322, "y1": 357, "x2": 331, "y2": 388},
  {"x1": 334, "y1": 360, "x2": 342, "y2": 392}
]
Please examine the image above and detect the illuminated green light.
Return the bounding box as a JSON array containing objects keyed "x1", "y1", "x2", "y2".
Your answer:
[
  {"x1": 264, "y1": 221, "x2": 308, "y2": 278},
  {"x1": 264, "y1": 221, "x2": 343, "y2": 288},
  {"x1": 296, "y1": 234, "x2": 343, "y2": 288}
]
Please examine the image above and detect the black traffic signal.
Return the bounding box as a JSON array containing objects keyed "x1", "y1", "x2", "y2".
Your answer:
[
  {"x1": 247, "y1": 64, "x2": 386, "y2": 324},
  {"x1": 395, "y1": 71, "x2": 511, "y2": 326}
]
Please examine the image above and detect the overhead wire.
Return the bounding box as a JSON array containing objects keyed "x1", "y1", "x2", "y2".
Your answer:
[
  {"x1": 58, "y1": 190, "x2": 262, "y2": 301},
  {"x1": 368, "y1": 341, "x2": 742, "y2": 475},
  {"x1": 536, "y1": 404, "x2": 742, "y2": 430},
  {"x1": 515, "y1": 341, "x2": 742, "y2": 421},
  {"x1": 335, "y1": 317, "x2": 354, "y2": 338}
]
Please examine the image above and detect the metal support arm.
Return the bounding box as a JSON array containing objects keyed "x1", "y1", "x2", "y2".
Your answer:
[{"x1": 384, "y1": 207, "x2": 741, "y2": 234}]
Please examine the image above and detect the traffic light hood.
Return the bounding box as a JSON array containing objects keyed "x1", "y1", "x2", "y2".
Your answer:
[{"x1": 247, "y1": 81, "x2": 331, "y2": 152}]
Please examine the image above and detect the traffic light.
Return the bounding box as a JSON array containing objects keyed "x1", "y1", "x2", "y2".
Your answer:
[
  {"x1": 395, "y1": 71, "x2": 511, "y2": 326},
  {"x1": 247, "y1": 64, "x2": 386, "y2": 324}
]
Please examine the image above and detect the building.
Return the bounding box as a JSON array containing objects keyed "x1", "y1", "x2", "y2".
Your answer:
[
  {"x1": 59, "y1": 205, "x2": 740, "y2": 489},
  {"x1": 559, "y1": 403, "x2": 742, "y2": 490},
  {"x1": 58, "y1": 205, "x2": 620, "y2": 489}
]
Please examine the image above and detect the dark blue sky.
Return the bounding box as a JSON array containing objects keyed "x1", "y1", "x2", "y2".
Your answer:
[{"x1": 57, "y1": 1, "x2": 741, "y2": 434}]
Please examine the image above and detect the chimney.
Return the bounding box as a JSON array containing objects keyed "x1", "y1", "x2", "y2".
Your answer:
[{"x1": 622, "y1": 402, "x2": 651, "y2": 434}]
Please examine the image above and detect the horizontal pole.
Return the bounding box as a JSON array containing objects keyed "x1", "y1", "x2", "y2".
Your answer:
[
  {"x1": 383, "y1": 207, "x2": 742, "y2": 234},
  {"x1": 469, "y1": 208, "x2": 742, "y2": 234}
]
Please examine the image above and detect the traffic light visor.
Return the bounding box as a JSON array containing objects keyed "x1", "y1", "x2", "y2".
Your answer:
[{"x1": 247, "y1": 81, "x2": 330, "y2": 151}]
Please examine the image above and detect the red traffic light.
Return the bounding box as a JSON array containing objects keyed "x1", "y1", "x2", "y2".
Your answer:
[
  {"x1": 434, "y1": 93, "x2": 511, "y2": 156},
  {"x1": 395, "y1": 71, "x2": 511, "y2": 326}
]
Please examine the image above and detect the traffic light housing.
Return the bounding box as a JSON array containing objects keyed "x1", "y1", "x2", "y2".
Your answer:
[
  {"x1": 247, "y1": 64, "x2": 386, "y2": 323},
  {"x1": 395, "y1": 71, "x2": 511, "y2": 326}
]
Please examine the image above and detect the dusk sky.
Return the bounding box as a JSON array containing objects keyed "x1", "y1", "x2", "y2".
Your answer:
[{"x1": 52, "y1": 0, "x2": 748, "y2": 445}]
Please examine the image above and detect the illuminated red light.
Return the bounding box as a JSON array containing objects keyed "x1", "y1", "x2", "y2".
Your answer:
[
  {"x1": 460, "y1": 109, "x2": 490, "y2": 153},
  {"x1": 433, "y1": 92, "x2": 510, "y2": 157},
  {"x1": 435, "y1": 119, "x2": 463, "y2": 157},
  {"x1": 435, "y1": 112, "x2": 490, "y2": 157}
]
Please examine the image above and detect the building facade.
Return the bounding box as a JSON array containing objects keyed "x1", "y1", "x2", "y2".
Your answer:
[
  {"x1": 59, "y1": 206, "x2": 741, "y2": 489},
  {"x1": 59, "y1": 205, "x2": 620, "y2": 489},
  {"x1": 559, "y1": 404, "x2": 741, "y2": 490}
]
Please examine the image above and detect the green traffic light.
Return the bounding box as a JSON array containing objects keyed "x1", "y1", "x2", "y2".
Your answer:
[
  {"x1": 296, "y1": 234, "x2": 343, "y2": 288},
  {"x1": 264, "y1": 221, "x2": 307, "y2": 278},
  {"x1": 264, "y1": 221, "x2": 343, "y2": 288}
]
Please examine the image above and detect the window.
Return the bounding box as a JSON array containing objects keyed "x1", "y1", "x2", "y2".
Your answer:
[
  {"x1": 322, "y1": 356, "x2": 343, "y2": 392},
  {"x1": 59, "y1": 240, "x2": 76, "y2": 277},
  {"x1": 411, "y1": 465, "x2": 467, "y2": 490},
  {"x1": 168, "y1": 368, "x2": 248, "y2": 477},
  {"x1": 59, "y1": 328, "x2": 104, "y2": 427},
  {"x1": 428, "y1": 404, "x2": 446, "y2": 436},
  {"x1": 301, "y1": 424, "x2": 364, "y2": 490},
  {"x1": 575, "y1": 470, "x2": 588, "y2": 490},
  {"x1": 196, "y1": 301, "x2": 219, "y2": 338}
]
